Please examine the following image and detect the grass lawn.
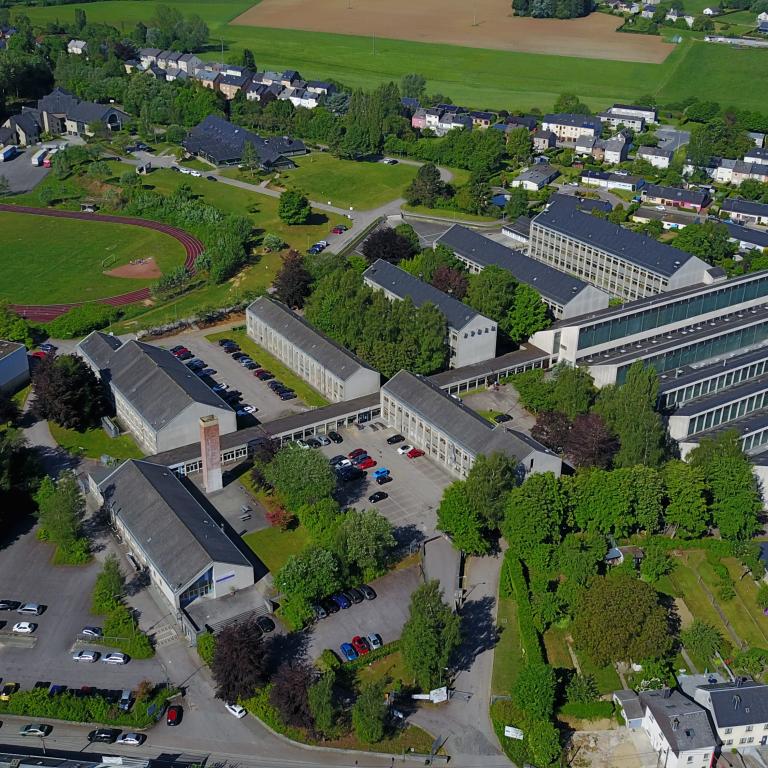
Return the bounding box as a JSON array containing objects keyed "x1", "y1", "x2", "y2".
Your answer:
[
  {"x1": 17, "y1": 3, "x2": 768, "y2": 112},
  {"x1": 12, "y1": 384, "x2": 31, "y2": 411},
  {"x1": 49, "y1": 423, "x2": 144, "y2": 460},
  {"x1": 402, "y1": 204, "x2": 499, "y2": 223},
  {"x1": 477, "y1": 409, "x2": 503, "y2": 423},
  {"x1": 543, "y1": 625, "x2": 575, "y2": 670},
  {"x1": 270, "y1": 153, "x2": 418, "y2": 210},
  {"x1": 577, "y1": 651, "x2": 621, "y2": 694},
  {"x1": 492, "y1": 596, "x2": 524, "y2": 695},
  {"x1": 205, "y1": 329, "x2": 329, "y2": 407},
  {"x1": 357, "y1": 650, "x2": 411, "y2": 687},
  {"x1": 179, "y1": 157, "x2": 214, "y2": 171},
  {"x1": 0, "y1": 211, "x2": 187, "y2": 304},
  {"x1": 242, "y1": 525, "x2": 310, "y2": 573}
]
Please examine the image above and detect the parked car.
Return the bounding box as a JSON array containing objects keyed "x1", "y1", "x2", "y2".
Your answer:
[
  {"x1": 358, "y1": 457, "x2": 376, "y2": 470},
  {"x1": 331, "y1": 593, "x2": 351, "y2": 610},
  {"x1": 102, "y1": 652, "x2": 129, "y2": 665},
  {"x1": 256, "y1": 616, "x2": 276, "y2": 634},
  {"x1": 373, "y1": 467, "x2": 390, "y2": 478},
  {"x1": 268, "y1": 380, "x2": 284, "y2": 390},
  {"x1": 312, "y1": 603, "x2": 328, "y2": 620},
  {"x1": 19, "y1": 724, "x2": 52, "y2": 737},
  {"x1": 166, "y1": 705, "x2": 183, "y2": 726},
  {"x1": 359, "y1": 585, "x2": 377, "y2": 600},
  {"x1": 17, "y1": 603, "x2": 44, "y2": 615},
  {"x1": 387, "y1": 434, "x2": 405, "y2": 445},
  {"x1": 351, "y1": 454, "x2": 370, "y2": 466},
  {"x1": 407, "y1": 448, "x2": 425, "y2": 458},
  {"x1": 280, "y1": 391, "x2": 297, "y2": 401},
  {"x1": 328, "y1": 431, "x2": 343, "y2": 443},
  {"x1": 305, "y1": 438, "x2": 322, "y2": 448},
  {"x1": 199, "y1": 368, "x2": 216, "y2": 377},
  {"x1": 397, "y1": 444, "x2": 413, "y2": 455},
  {"x1": 207, "y1": 175, "x2": 217, "y2": 182},
  {"x1": 40, "y1": 343, "x2": 57, "y2": 353},
  {"x1": 231, "y1": 352, "x2": 246, "y2": 360},
  {"x1": 349, "y1": 448, "x2": 367, "y2": 459},
  {"x1": 337, "y1": 466, "x2": 365, "y2": 483},
  {"x1": 340, "y1": 642, "x2": 358, "y2": 662},
  {"x1": 380, "y1": 157, "x2": 398, "y2": 165},
  {"x1": 88, "y1": 728, "x2": 120, "y2": 744},
  {"x1": 321, "y1": 598, "x2": 340, "y2": 615},
  {"x1": 117, "y1": 732, "x2": 145, "y2": 745},
  {"x1": 13, "y1": 622, "x2": 36, "y2": 633},
  {"x1": 72, "y1": 650, "x2": 100, "y2": 663},
  {"x1": 295, "y1": 439, "x2": 309, "y2": 449},
  {"x1": 368, "y1": 491, "x2": 388, "y2": 503},
  {"x1": 225, "y1": 703, "x2": 247, "y2": 719},
  {"x1": 331, "y1": 225, "x2": 348, "y2": 234},
  {"x1": 0, "y1": 599, "x2": 21, "y2": 611},
  {"x1": 316, "y1": 435, "x2": 331, "y2": 446},
  {"x1": 376, "y1": 474, "x2": 392, "y2": 486},
  {"x1": 346, "y1": 587, "x2": 364, "y2": 604},
  {"x1": 494, "y1": 413, "x2": 512, "y2": 423},
  {"x1": 367, "y1": 633, "x2": 383, "y2": 650},
  {"x1": 352, "y1": 635, "x2": 370, "y2": 655},
  {"x1": 171, "y1": 347, "x2": 189, "y2": 357},
  {"x1": 330, "y1": 454, "x2": 348, "y2": 466},
  {"x1": 0, "y1": 682, "x2": 19, "y2": 700},
  {"x1": 178, "y1": 351, "x2": 193, "y2": 360},
  {"x1": 217, "y1": 338, "x2": 234, "y2": 347},
  {"x1": 81, "y1": 626, "x2": 102, "y2": 637}
]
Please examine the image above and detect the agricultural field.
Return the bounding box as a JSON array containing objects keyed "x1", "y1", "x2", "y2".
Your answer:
[
  {"x1": 0, "y1": 210, "x2": 186, "y2": 304},
  {"x1": 19, "y1": 1, "x2": 768, "y2": 112}
]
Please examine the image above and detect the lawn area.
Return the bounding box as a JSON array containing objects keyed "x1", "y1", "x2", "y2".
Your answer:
[
  {"x1": 17, "y1": 3, "x2": 768, "y2": 112},
  {"x1": 270, "y1": 153, "x2": 418, "y2": 210},
  {"x1": 577, "y1": 651, "x2": 621, "y2": 694},
  {"x1": 49, "y1": 423, "x2": 144, "y2": 460},
  {"x1": 543, "y1": 625, "x2": 575, "y2": 670},
  {"x1": 477, "y1": 409, "x2": 503, "y2": 423},
  {"x1": 357, "y1": 650, "x2": 411, "y2": 687},
  {"x1": 11, "y1": 384, "x2": 31, "y2": 411},
  {"x1": 205, "y1": 329, "x2": 329, "y2": 407},
  {"x1": 0, "y1": 211, "x2": 187, "y2": 304},
  {"x1": 402, "y1": 204, "x2": 499, "y2": 223},
  {"x1": 492, "y1": 596, "x2": 524, "y2": 695},
  {"x1": 242, "y1": 525, "x2": 310, "y2": 573}
]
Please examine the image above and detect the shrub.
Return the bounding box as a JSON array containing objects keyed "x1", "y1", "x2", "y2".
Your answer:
[
  {"x1": 197, "y1": 631, "x2": 216, "y2": 665},
  {"x1": 46, "y1": 304, "x2": 119, "y2": 339},
  {"x1": 316, "y1": 648, "x2": 342, "y2": 674}
]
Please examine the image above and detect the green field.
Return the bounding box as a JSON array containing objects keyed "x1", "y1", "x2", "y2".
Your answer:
[
  {"x1": 269, "y1": 153, "x2": 418, "y2": 210},
  {"x1": 242, "y1": 525, "x2": 310, "y2": 573},
  {"x1": 492, "y1": 596, "x2": 524, "y2": 695},
  {"x1": 18, "y1": 1, "x2": 768, "y2": 112},
  {"x1": 0, "y1": 211, "x2": 186, "y2": 304},
  {"x1": 49, "y1": 423, "x2": 144, "y2": 460}
]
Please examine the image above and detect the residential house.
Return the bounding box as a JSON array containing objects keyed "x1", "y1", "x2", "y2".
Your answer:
[
  {"x1": 381, "y1": 370, "x2": 561, "y2": 479},
  {"x1": 758, "y1": 10, "x2": 768, "y2": 21},
  {"x1": 470, "y1": 111, "x2": 495, "y2": 129},
  {"x1": 306, "y1": 80, "x2": 335, "y2": 96},
  {"x1": 580, "y1": 170, "x2": 644, "y2": 191},
  {"x1": 218, "y1": 72, "x2": 252, "y2": 100},
  {"x1": 256, "y1": 70, "x2": 283, "y2": 86},
  {"x1": 731, "y1": 161, "x2": 768, "y2": 185},
  {"x1": 631, "y1": 206, "x2": 699, "y2": 231},
  {"x1": 145, "y1": 64, "x2": 166, "y2": 81},
  {"x1": 245, "y1": 81, "x2": 280, "y2": 103},
  {"x1": 176, "y1": 53, "x2": 203, "y2": 74},
  {"x1": 533, "y1": 129, "x2": 556, "y2": 152},
  {"x1": 138, "y1": 48, "x2": 161, "y2": 68},
  {"x1": 721, "y1": 197, "x2": 768, "y2": 226},
  {"x1": 411, "y1": 108, "x2": 428, "y2": 131},
  {"x1": 284, "y1": 88, "x2": 321, "y2": 109},
  {"x1": 2, "y1": 111, "x2": 41, "y2": 146},
  {"x1": 363, "y1": 259, "x2": 497, "y2": 368},
  {"x1": 504, "y1": 115, "x2": 538, "y2": 132},
  {"x1": 246, "y1": 297, "x2": 380, "y2": 402},
  {"x1": 666, "y1": 9, "x2": 695, "y2": 25},
  {"x1": 156, "y1": 51, "x2": 182, "y2": 70},
  {"x1": 703, "y1": 6, "x2": 721, "y2": 14},
  {"x1": 437, "y1": 112, "x2": 472, "y2": 136},
  {"x1": 638, "y1": 145, "x2": 673, "y2": 169},
  {"x1": 541, "y1": 113, "x2": 603, "y2": 144},
  {"x1": 280, "y1": 69, "x2": 301, "y2": 87},
  {"x1": 401, "y1": 96, "x2": 421, "y2": 112},
  {"x1": 713, "y1": 158, "x2": 738, "y2": 184},
  {"x1": 575, "y1": 134, "x2": 598, "y2": 157},
  {"x1": 745, "y1": 147, "x2": 768, "y2": 166},
  {"x1": 183, "y1": 115, "x2": 306, "y2": 168},
  {"x1": 195, "y1": 69, "x2": 221, "y2": 91},
  {"x1": 747, "y1": 131, "x2": 765, "y2": 147},
  {"x1": 67, "y1": 39, "x2": 87, "y2": 55},
  {"x1": 603, "y1": 137, "x2": 629, "y2": 165},
  {"x1": 759, "y1": 19, "x2": 768, "y2": 32},
  {"x1": 512, "y1": 164, "x2": 560, "y2": 191},
  {"x1": 694, "y1": 679, "x2": 768, "y2": 749},
  {"x1": 0, "y1": 340, "x2": 29, "y2": 394},
  {"x1": 641, "y1": 4, "x2": 655, "y2": 17},
  {"x1": 164, "y1": 67, "x2": 188, "y2": 83},
  {"x1": 642, "y1": 184, "x2": 710, "y2": 212},
  {"x1": 723, "y1": 220, "x2": 768, "y2": 252}
]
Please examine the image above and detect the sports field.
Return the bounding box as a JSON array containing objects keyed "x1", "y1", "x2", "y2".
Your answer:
[
  {"x1": 0, "y1": 211, "x2": 186, "y2": 304},
  {"x1": 18, "y1": 1, "x2": 768, "y2": 113}
]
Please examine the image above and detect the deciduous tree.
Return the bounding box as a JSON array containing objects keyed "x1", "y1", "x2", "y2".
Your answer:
[
  {"x1": 362, "y1": 227, "x2": 415, "y2": 265},
  {"x1": 263, "y1": 445, "x2": 336, "y2": 511},
  {"x1": 564, "y1": 413, "x2": 618, "y2": 469},
  {"x1": 275, "y1": 547, "x2": 342, "y2": 627},
  {"x1": 308, "y1": 672, "x2": 337, "y2": 737},
  {"x1": 270, "y1": 661, "x2": 315, "y2": 729},
  {"x1": 437, "y1": 481, "x2": 490, "y2": 554},
  {"x1": 531, "y1": 411, "x2": 572, "y2": 453},
  {"x1": 681, "y1": 620, "x2": 723, "y2": 663},
  {"x1": 278, "y1": 189, "x2": 312, "y2": 225},
  {"x1": 333, "y1": 509, "x2": 396, "y2": 581},
  {"x1": 274, "y1": 250, "x2": 312, "y2": 308},
  {"x1": 465, "y1": 452, "x2": 519, "y2": 529},
  {"x1": 211, "y1": 620, "x2": 270, "y2": 702},
  {"x1": 352, "y1": 681, "x2": 387, "y2": 743},
  {"x1": 503, "y1": 472, "x2": 566, "y2": 557}
]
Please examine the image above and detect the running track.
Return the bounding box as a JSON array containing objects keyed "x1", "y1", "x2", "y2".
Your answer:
[{"x1": 0, "y1": 204, "x2": 205, "y2": 323}]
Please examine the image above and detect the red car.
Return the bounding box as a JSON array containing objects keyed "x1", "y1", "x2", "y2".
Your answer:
[
  {"x1": 351, "y1": 635, "x2": 370, "y2": 655},
  {"x1": 331, "y1": 225, "x2": 348, "y2": 235},
  {"x1": 407, "y1": 448, "x2": 425, "y2": 459},
  {"x1": 171, "y1": 347, "x2": 189, "y2": 357},
  {"x1": 31, "y1": 350, "x2": 47, "y2": 360},
  {"x1": 358, "y1": 457, "x2": 376, "y2": 470},
  {"x1": 166, "y1": 705, "x2": 183, "y2": 726},
  {"x1": 348, "y1": 448, "x2": 366, "y2": 459}
]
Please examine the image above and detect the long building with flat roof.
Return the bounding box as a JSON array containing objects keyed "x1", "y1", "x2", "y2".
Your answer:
[
  {"x1": 435, "y1": 224, "x2": 610, "y2": 319},
  {"x1": 528, "y1": 196, "x2": 715, "y2": 301},
  {"x1": 530, "y1": 270, "x2": 768, "y2": 386}
]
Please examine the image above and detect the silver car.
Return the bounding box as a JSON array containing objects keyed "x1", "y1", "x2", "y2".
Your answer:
[
  {"x1": 102, "y1": 652, "x2": 128, "y2": 665},
  {"x1": 73, "y1": 650, "x2": 100, "y2": 663}
]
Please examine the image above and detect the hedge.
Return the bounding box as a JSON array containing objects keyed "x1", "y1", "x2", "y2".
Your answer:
[
  {"x1": 241, "y1": 686, "x2": 304, "y2": 742},
  {"x1": 343, "y1": 640, "x2": 401, "y2": 672},
  {"x1": 559, "y1": 701, "x2": 615, "y2": 720},
  {"x1": 501, "y1": 552, "x2": 543, "y2": 663},
  {"x1": 0, "y1": 685, "x2": 176, "y2": 727}
]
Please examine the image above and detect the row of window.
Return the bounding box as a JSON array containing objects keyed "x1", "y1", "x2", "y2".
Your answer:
[
  {"x1": 661, "y1": 357, "x2": 768, "y2": 409},
  {"x1": 576, "y1": 272, "x2": 768, "y2": 350},
  {"x1": 686, "y1": 387, "x2": 768, "y2": 435}
]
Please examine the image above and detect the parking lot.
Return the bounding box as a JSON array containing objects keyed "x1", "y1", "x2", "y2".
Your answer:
[
  {"x1": 0, "y1": 148, "x2": 50, "y2": 193},
  {"x1": 0, "y1": 522, "x2": 162, "y2": 693},
  {"x1": 157, "y1": 337, "x2": 309, "y2": 425}
]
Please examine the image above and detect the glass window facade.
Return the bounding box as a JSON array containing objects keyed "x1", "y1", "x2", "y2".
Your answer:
[
  {"x1": 578, "y1": 274, "x2": 768, "y2": 350},
  {"x1": 180, "y1": 567, "x2": 213, "y2": 607},
  {"x1": 686, "y1": 387, "x2": 768, "y2": 435}
]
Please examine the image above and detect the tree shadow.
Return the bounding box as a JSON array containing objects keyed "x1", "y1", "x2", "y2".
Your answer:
[
  {"x1": 266, "y1": 629, "x2": 312, "y2": 675},
  {"x1": 392, "y1": 523, "x2": 425, "y2": 554},
  {"x1": 306, "y1": 212, "x2": 330, "y2": 226},
  {"x1": 453, "y1": 594, "x2": 498, "y2": 673}
]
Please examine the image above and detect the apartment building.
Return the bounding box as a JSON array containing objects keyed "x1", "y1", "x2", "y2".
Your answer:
[
  {"x1": 528, "y1": 196, "x2": 713, "y2": 301},
  {"x1": 642, "y1": 184, "x2": 711, "y2": 213},
  {"x1": 362, "y1": 259, "x2": 496, "y2": 368},
  {"x1": 637, "y1": 145, "x2": 673, "y2": 169},
  {"x1": 721, "y1": 198, "x2": 768, "y2": 227},
  {"x1": 694, "y1": 680, "x2": 768, "y2": 749},
  {"x1": 245, "y1": 297, "x2": 380, "y2": 402},
  {"x1": 541, "y1": 113, "x2": 603, "y2": 143}
]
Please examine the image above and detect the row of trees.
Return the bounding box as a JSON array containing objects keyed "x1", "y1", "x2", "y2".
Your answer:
[{"x1": 34, "y1": 472, "x2": 89, "y2": 563}]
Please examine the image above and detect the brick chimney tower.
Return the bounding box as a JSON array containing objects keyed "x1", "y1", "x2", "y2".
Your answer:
[{"x1": 200, "y1": 415, "x2": 223, "y2": 493}]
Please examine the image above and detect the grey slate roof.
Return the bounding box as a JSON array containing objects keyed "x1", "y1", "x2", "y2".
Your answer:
[
  {"x1": 0, "y1": 340, "x2": 24, "y2": 361},
  {"x1": 77, "y1": 330, "x2": 123, "y2": 371},
  {"x1": 362, "y1": 259, "x2": 482, "y2": 331},
  {"x1": 721, "y1": 197, "x2": 768, "y2": 217},
  {"x1": 382, "y1": 370, "x2": 550, "y2": 462},
  {"x1": 108, "y1": 340, "x2": 233, "y2": 431},
  {"x1": 515, "y1": 164, "x2": 559, "y2": 186},
  {"x1": 638, "y1": 145, "x2": 673, "y2": 159},
  {"x1": 643, "y1": 184, "x2": 709, "y2": 207},
  {"x1": 436, "y1": 225, "x2": 593, "y2": 307},
  {"x1": 247, "y1": 297, "x2": 378, "y2": 381},
  {"x1": 723, "y1": 220, "x2": 768, "y2": 248},
  {"x1": 533, "y1": 196, "x2": 702, "y2": 278},
  {"x1": 640, "y1": 689, "x2": 716, "y2": 755},
  {"x1": 543, "y1": 113, "x2": 602, "y2": 131},
  {"x1": 99, "y1": 460, "x2": 251, "y2": 590},
  {"x1": 698, "y1": 680, "x2": 768, "y2": 728}
]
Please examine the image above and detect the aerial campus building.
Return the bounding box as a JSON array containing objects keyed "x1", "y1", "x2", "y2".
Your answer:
[{"x1": 528, "y1": 196, "x2": 716, "y2": 301}]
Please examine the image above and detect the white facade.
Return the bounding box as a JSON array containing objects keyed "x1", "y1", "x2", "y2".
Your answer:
[
  {"x1": 0, "y1": 341, "x2": 29, "y2": 393},
  {"x1": 541, "y1": 118, "x2": 601, "y2": 143},
  {"x1": 637, "y1": 146, "x2": 672, "y2": 169},
  {"x1": 67, "y1": 39, "x2": 87, "y2": 55},
  {"x1": 641, "y1": 707, "x2": 714, "y2": 768}
]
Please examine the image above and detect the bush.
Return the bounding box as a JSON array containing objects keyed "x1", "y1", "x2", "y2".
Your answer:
[
  {"x1": 99, "y1": 603, "x2": 154, "y2": 659},
  {"x1": 46, "y1": 304, "x2": 119, "y2": 339},
  {"x1": 52, "y1": 537, "x2": 91, "y2": 565},
  {"x1": 344, "y1": 640, "x2": 401, "y2": 672},
  {"x1": 197, "y1": 631, "x2": 216, "y2": 665},
  {"x1": 501, "y1": 552, "x2": 543, "y2": 662},
  {"x1": 316, "y1": 648, "x2": 342, "y2": 674}
]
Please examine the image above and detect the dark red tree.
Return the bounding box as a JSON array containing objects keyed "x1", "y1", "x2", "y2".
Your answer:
[
  {"x1": 431, "y1": 266, "x2": 469, "y2": 299},
  {"x1": 362, "y1": 228, "x2": 415, "y2": 265},
  {"x1": 273, "y1": 250, "x2": 312, "y2": 308},
  {"x1": 269, "y1": 660, "x2": 315, "y2": 729},
  {"x1": 531, "y1": 411, "x2": 572, "y2": 453},
  {"x1": 211, "y1": 621, "x2": 270, "y2": 703},
  {"x1": 565, "y1": 413, "x2": 619, "y2": 469}
]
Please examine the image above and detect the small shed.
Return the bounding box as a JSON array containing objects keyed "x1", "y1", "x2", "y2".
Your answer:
[{"x1": 613, "y1": 690, "x2": 644, "y2": 729}]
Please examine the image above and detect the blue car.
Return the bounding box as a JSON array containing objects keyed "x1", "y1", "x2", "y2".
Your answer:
[
  {"x1": 373, "y1": 467, "x2": 390, "y2": 479},
  {"x1": 340, "y1": 642, "x2": 358, "y2": 662},
  {"x1": 332, "y1": 593, "x2": 351, "y2": 610}
]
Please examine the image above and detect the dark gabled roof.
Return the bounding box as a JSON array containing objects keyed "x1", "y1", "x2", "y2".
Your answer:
[
  {"x1": 506, "y1": 115, "x2": 538, "y2": 130},
  {"x1": 77, "y1": 330, "x2": 123, "y2": 371},
  {"x1": 533, "y1": 129, "x2": 556, "y2": 140},
  {"x1": 581, "y1": 170, "x2": 643, "y2": 186},
  {"x1": 543, "y1": 113, "x2": 602, "y2": 131},
  {"x1": 643, "y1": 184, "x2": 709, "y2": 206},
  {"x1": 362, "y1": 259, "x2": 483, "y2": 331},
  {"x1": 383, "y1": 370, "x2": 550, "y2": 462},
  {"x1": 37, "y1": 87, "x2": 127, "y2": 124},
  {"x1": 533, "y1": 196, "x2": 702, "y2": 277},
  {"x1": 246, "y1": 297, "x2": 378, "y2": 381},
  {"x1": 549, "y1": 193, "x2": 612, "y2": 213},
  {"x1": 722, "y1": 220, "x2": 768, "y2": 248},
  {"x1": 638, "y1": 145, "x2": 673, "y2": 158},
  {"x1": 612, "y1": 103, "x2": 657, "y2": 114},
  {"x1": 721, "y1": 197, "x2": 768, "y2": 217},
  {"x1": 218, "y1": 73, "x2": 250, "y2": 88},
  {"x1": 698, "y1": 681, "x2": 768, "y2": 728},
  {"x1": 437, "y1": 225, "x2": 592, "y2": 307},
  {"x1": 640, "y1": 690, "x2": 716, "y2": 756},
  {"x1": 138, "y1": 47, "x2": 161, "y2": 57},
  {"x1": 108, "y1": 340, "x2": 233, "y2": 431},
  {"x1": 99, "y1": 460, "x2": 251, "y2": 590},
  {"x1": 744, "y1": 149, "x2": 768, "y2": 161},
  {"x1": 401, "y1": 97, "x2": 420, "y2": 109},
  {"x1": 516, "y1": 164, "x2": 559, "y2": 185},
  {"x1": 470, "y1": 111, "x2": 496, "y2": 120},
  {"x1": 9, "y1": 111, "x2": 40, "y2": 138},
  {"x1": 505, "y1": 215, "x2": 532, "y2": 237}
]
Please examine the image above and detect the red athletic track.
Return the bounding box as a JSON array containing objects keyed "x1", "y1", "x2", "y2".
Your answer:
[{"x1": 0, "y1": 204, "x2": 205, "y2": 323}]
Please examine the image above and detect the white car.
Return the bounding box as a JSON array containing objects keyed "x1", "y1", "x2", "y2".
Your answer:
[
  {"x1": 178, "y1": 166, "x2": 191, "y2": 175},
  {"x1": 12, "y1": 622, "x2": 36, "y2": 634},
  {"x1": 72, "y1": 650, "x2": 99, "y2": 663},
  {"x1": 81, "y1": 626, "x2": 102, "y2": 637},
  {"x1": 116, "y1": 732, "x2": 144, "y2": 745},
  {"x1": 225, "y1": 703, "x2": 247, "y2": 719},
  {"x1": 190, "y1": 170, "x2": 202, "y2": 177},
  {"x1": 367, "y1": 633, "x2": 383, "y2": 650},
  {"x1": 102, "y1": 652, "x2": 128, "y2": 665},
  {"x1": 295, "y1": 440, "x2": 310, "y2": 449},
  {"x1": 242, "y1": 405, "x2": 256, "y2": 413},
  {"x1": 397, "y1": 444, "x2": 413, "y2": 455}
]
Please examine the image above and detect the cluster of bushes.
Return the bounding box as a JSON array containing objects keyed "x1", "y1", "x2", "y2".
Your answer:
[
  {"x1": 0, "y1": 683, "x2": 175, "y2": 727},
  {"x1": 34, "y1": 473, "x2": 91, "y2": 565},
  {"x1": 45, "y1": 303, "x2": 119, "y2": 339}
]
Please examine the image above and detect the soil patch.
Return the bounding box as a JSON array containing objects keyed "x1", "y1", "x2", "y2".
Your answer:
[
  {"x1": 232, "y1": 0, "x2": 671, "y2": 63},
  {"x1": 106, "y1": 257, "x2": 162, "y2": 279}
]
